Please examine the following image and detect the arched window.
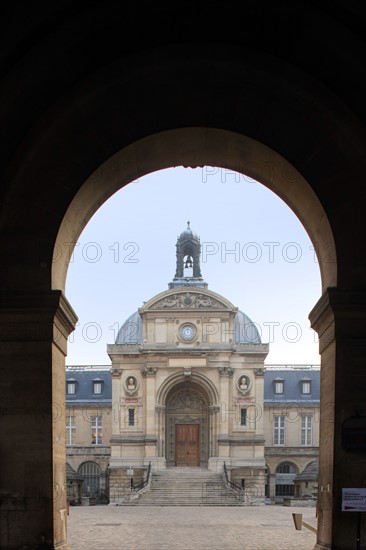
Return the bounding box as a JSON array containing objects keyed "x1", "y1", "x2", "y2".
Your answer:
[
  {"x1": 276, "y1": 462, "x2": 296, "y2": 474},
  {"x1": 78, "y1": 461, "x2": 101, "y2": 497},
  {"x1": 275, "y1": 462, "x2": 297, "y2": 497}
]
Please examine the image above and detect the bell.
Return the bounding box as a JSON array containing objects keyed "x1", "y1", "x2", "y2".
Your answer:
[{"x1": 184, "y1": 256, "x2": 193, "y2": 268}]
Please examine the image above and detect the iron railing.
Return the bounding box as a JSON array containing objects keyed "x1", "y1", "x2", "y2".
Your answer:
[
  {"x1": 223, "y1": 462, "x2": 244, "y2": 501},
  {"x1": 131, "y1": 462, "x2": 152, "y2": 494}
]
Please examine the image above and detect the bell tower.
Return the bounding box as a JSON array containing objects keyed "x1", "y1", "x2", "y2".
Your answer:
[{"x1": 169, "y1": 222, "x2": 207, "y2": 289}]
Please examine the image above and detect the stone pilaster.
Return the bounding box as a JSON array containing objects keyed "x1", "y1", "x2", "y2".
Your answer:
[
  {"x1": 309, "y1": 288, "x2": 366, "y2": 550},
  {"x1": 0, "y1": 291, "x2": 77, "y2": 549},
  {"x1": 218, "y1": 364, "x2": 233, "y2": 458},
  {"x1": 141, "y1": 366, "x2": 158, "y2": 458},
  {"x1": 111, "y1": 368, "x2": 122, "y2": 436}
]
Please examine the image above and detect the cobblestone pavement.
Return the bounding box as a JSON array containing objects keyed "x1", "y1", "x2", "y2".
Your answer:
[{"x1": 67, "y1": 504, "x2": 317, "y2": 550}]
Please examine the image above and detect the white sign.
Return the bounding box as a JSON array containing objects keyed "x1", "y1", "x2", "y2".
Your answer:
[{"x1": 342, "y1": 488, "x2": 366, "y2": 512}]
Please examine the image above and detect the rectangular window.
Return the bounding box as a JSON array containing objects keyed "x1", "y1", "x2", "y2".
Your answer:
[
  {"x1": 274, "y1": 381, "x2": 284, "y2": 394},
  {"x1": 274, "y1": 415, "x2": 285, "y2": 445},
  {"x1": 128, "y1": 409, "x2": 135, "y2": 427},
  {"x1": 91, "y1": 415, "x2": 102, "y2": 445},
  {"x1": 93, "y1": 382, "x2": 102, "y2": 394},
  {"x1": 66, "y1": 415, "x2": 76, "y2": 445},
  {"x1": 301, "y1": 415, "x2": 312, "y2": 446},
  {"x1": 67, "y1": 382, "x2": 76, "y2": 394},
  {"x1": 240, "y1": 408, "x2": 247, "y2": 426},
  {"x1": 302, "y1": 381, "x2": 311, "y2": 394}
]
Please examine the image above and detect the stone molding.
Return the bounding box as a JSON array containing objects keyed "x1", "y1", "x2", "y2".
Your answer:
[{"x1": 0, "y1": 290, "x2": 78, "y2": 355}]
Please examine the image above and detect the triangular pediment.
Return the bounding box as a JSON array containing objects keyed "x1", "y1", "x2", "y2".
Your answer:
[{"x1": 140, "y1": 288, "x2": 236, "y2": 312}]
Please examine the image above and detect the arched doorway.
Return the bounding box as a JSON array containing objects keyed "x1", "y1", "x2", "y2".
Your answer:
[
  {"x1": 165, "y1": 382, "x2": 209, "y2": 467},
  {"x1": 275, "y1": 462, "x2": 298, "y2": 502},
  {"x1": 78, "y1": 461, "x2": 101, "y2": 499}
]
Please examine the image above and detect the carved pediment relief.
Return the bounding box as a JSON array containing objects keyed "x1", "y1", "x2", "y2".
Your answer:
[
  {"x1": 167, "y1": 389, "x2": 206, "y2": 412},
  {"x1": 147, "y1": 292, "x2": 229, "y2": 310}
]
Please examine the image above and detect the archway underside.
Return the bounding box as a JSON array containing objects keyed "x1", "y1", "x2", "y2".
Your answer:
[{"x1": 53, "y1": 128, "x2": 336, "y2": 293}]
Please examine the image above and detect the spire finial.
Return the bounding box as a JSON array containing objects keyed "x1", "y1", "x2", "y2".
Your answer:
[{"x1": 187, "y1": 221, "x2": 190, "y2": 229}]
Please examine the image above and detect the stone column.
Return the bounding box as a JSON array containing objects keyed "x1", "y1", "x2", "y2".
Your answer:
[
  {"x1": 268, "y1": 473, "x2": 276, "y2": 500},
  {"x1": 309, "y1": 288, "x2": 366, "y2": 550},
  {"x1": 0, "y1": 291, "x2": 77, "y2": 550}
]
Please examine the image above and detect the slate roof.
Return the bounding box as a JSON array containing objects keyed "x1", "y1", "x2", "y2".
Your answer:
[
  {"x1": 294, "y1": 459, "x2": 319, "y2": 481},
  {"x1": 65, "y1": 368, "x2": 112, "y2": 404},
  {"x1": 264, "y1": 368, "x2": 320, "y2": 403},
  {"x1": 65, "y1": 366, "x2": 320, "y2": 404},
  {"x1": 66, "y1": 462, "x2": 84, "y2": 481}
]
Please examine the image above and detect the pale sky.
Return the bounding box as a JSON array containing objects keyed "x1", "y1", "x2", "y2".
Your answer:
[{"x1": 65, "y1": 166, "x2": 321, "y2": 367}]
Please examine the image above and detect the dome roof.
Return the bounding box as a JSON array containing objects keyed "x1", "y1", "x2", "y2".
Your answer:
[
  {"x1": 115, "y1": 311, "x2": 143, "y2": 344},
  {"x1": 234, "y1": 310, "x2": 261, "y2": 344},
  {"x1": 115, "y1": 308, "x2": 261, "y2": 344},
  {"x1": 179, "y1": 221, "x2": 198, "y2": 240}
]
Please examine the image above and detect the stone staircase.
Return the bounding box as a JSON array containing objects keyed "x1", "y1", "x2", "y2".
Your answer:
[{"x1": 126, "y1": 467, "x2": 243, "y2": 506}]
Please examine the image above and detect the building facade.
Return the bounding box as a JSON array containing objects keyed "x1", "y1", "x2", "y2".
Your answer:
[
  {"x1": 107, "y1": 224, "x2": 268, "y2": 503},
  {"x1": 65, "y1": 365, "x2": 320, "y2": 503},
  {"x1": 263, "y1": 367, "x2": 320, "y2": 502},
  {"x1": 65, "y1": 367, "x2": 112, "y2": 503},
  {"x1": 66, "y1": 225, "x2": 320, "y2": 504}
]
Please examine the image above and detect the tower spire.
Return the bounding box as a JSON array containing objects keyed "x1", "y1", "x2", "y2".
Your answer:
[{"x1": 168, "y1": 223, "x2": 207, "y2": 289}]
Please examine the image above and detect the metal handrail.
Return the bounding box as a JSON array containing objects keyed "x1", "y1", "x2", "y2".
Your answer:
[
  {"x1": 131, "y1": 462, "x2": 151, "y2": 494},
  {"x1": 223, "y1": 462, "x2": 244, "y2": 501}
]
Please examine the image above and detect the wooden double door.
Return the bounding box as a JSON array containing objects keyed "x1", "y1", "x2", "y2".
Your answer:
[{"x1": 175, "y1": 424, "x2": 200, "y2": 466}]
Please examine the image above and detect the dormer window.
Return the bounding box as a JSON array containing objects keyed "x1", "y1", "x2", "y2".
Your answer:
[
  {"x1": 274, "y1": 380, "x2": 284, "y2": 394},
  {"x1": 301, "y1": 380, "x2": 311, "y2": 394},
  {"x1": 67, "y1": 380, "x2": 77, "y2": 395},
  {"x1": 93, "y1": 380, "x2": 103, "y2": 395}
]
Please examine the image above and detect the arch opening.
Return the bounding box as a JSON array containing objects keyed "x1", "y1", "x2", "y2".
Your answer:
[
  {"x1": 165, "y1": 381, "x2": 211, "y2": 467},
  {"x1": 59, "y1": 127, "x2": 330, "y2": 540}
]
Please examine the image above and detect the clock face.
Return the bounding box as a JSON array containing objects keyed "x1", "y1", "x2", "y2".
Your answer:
[{"x1": 179, "y1": 323, "x2": 196, "y2": 341}]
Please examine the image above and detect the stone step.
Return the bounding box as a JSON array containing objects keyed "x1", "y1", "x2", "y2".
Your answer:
[{"x1": 121, "y1": 467, "x2": 243, "y2": 506}]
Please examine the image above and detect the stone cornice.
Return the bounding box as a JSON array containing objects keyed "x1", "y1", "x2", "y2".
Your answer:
[
  {"x1": 110, "y1": 435, "x2": 157, "y2": 445},
  {"x1": 265, "y1": 446, "x2": 319, "y2": 456},
  {"x1": 218, "y1": 435, "x2": 265, "y2": 445}
]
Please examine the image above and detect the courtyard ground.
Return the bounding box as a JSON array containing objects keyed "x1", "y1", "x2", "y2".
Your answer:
[{"x1": 67, "y1": 503, "x2": 317, "y2": 550}]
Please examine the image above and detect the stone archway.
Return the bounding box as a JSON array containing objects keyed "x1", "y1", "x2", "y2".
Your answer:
[
  {"x1": 165, "y1": 383, "x2": 210, "y2": 467},
  {"x1": 2, "y1": 7, "x2": 366, "y2": 546}
]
